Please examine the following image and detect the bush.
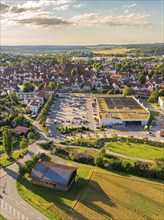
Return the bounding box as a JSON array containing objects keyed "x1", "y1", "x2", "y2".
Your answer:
[
  {"x1": 28, "y1": 132, "x2": 35, "y2": 140},
  {"x1": 19, "y1": 155, "x2": 39, "y2": 176},
  {"x1": 94, "y1": 156, "x2": 104, "y2": 167},
  {"x1": 70, "y1": 152, "x2": 94, "y2": 165}
]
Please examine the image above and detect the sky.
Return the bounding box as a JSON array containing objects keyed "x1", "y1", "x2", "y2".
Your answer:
[{"x1": 1, "y1": 0, "x2": 163, "y2": 45}]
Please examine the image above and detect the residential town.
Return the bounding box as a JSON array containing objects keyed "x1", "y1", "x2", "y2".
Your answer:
[{"x1": 0, "y1": 3, "x2": 164, "y2": 219}]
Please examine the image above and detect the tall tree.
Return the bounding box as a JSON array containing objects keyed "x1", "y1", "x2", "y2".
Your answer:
[
  {"x1": 138, "y1": 74, "x2": 146, "y2": 84},
  {"x1": 3, "y1": 127, "x2": 13, "y2": 159},
  {"x1": 20, "y1": 137, "x2": 28, "y2": 149},
  {"x1": 123, "y1": 86, "x2": 133, "y2": 96},
  {"x1": 23, "y1": 82, "x2": 35, "y2": 92},
  {"x1": 49, "y1": 81, "x2": 56, "y2": 89},
  {"x1": 71, "y1": 69, "x2": 76, "y2": 77}
]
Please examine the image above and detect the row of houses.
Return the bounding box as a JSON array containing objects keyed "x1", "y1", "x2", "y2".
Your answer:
[
  {"x1": 16, "y1": 87, "x2": 54, "y2": 114},
  {"x1": 0, "y1": 56, "x2": 163, "y2": 98}
]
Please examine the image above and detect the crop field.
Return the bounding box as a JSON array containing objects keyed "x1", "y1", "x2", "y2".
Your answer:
[
  {"x1": 71, "y1": 171, "x2": 164, "y2": 220},
  {"x1": 93, "y1": 48, "x2": 133, "y2": 54}
]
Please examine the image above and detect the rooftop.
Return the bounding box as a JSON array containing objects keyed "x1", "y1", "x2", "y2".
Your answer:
[
  {"x1": 12, "y1": 126, "x2": 29, "y2": 134},
  {"x1": 96, "y1": 95, "x2": 149, "y2": 120},
  {"x1": 30, "y1": 161, "x2": 77, "y2": 186}
]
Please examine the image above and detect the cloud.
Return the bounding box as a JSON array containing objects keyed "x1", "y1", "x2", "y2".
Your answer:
[
  {"x1": 124, "y1": 9, "x2": 129, "y2": 14},
  {"x1": 73, "y1": 4, "x2": 84, "y2": 9},
  {"x1": 0, "y1": 2, "x2": 10, "y2": 13},
  {"x1": 54, "y1": 4, "x2": 69, "y2": 11},
  {"x1": 123, "y1": 3, "x2": 136, "y2": 9},
  {"x1": 68, "y1": 13, "x2": 150, "y2": 28},
  {"x1": 14, "y1": 13, "x2": 70, "y2": 28},
  {"x1": 0, "y1": 1, "x2": 42, "y2": 14},
  {"x1": 1, "y1": 0, "x2": 77, "y2": 14}
]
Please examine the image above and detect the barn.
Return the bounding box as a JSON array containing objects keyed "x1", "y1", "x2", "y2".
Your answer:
[
  {"x1": 95, "y1": 95, "x2": 150, "y2": 126},
  {"x1": 30, "y1": 161, "x2": 77, "y2": 191}
]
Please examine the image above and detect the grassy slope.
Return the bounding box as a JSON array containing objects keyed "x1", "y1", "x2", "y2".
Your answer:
[{"x1": 107, "y1": 142, "x2": 163, "y2": 160}]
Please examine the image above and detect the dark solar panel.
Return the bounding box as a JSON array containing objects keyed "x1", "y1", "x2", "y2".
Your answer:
[
  {"x1": 31, "y1": 163, "x2": 47, "y2": 179},
  {"x1": 43, "y1": 167, "x2": 72, "y2": 185}
]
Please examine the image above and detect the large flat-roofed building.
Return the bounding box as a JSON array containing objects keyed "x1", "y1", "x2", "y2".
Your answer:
[
  {"x1": 94, "y1": 95, "x2": 150, "y2": 126},
  {"x1": 30, "y1": 161, "x2": 77, "y2": 191}
]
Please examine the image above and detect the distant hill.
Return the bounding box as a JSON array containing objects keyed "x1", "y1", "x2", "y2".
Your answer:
[{"x1": 1, "y1": 43, "x2": 163, "y2": 55}]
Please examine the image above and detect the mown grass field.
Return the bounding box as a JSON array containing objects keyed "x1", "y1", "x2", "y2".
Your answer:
[
  {"x1": 72, "y1": 171, "x2": 164, "y2": 220},
  {"x1": 106, "y1": 141, "x2": 163, "y2": 160},
  {"x1": 93, "y1": 48, "x2": 133, "y2": 54}
]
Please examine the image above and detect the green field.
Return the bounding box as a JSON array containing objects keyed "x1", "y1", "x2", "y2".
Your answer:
[
  {"x1": 72, "y1": 171, "x2": 164, "y2": 220},
  {"x1": 106, "y1": 142, "x2": 163, "y2": 160},
  {"x1": 93, "y1": 48, "x2": 133, "y2": 54}
]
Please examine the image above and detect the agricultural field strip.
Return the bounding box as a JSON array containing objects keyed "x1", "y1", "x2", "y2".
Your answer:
[
  {"x1": 94, "y1": 172, "x2": 163, "y2": 208},
  {"x1": 94, "y1": 172, "x2": 164, "y2": 193},
  {"x1": 79, "y1": 199, "x2": 110, "y2": 220},
  {"x1": 72, "y1": 171, "x2": 163, "y2": 220},
  {"x1": 84, "y1": 185, "x2": 151, "y2": 220}
]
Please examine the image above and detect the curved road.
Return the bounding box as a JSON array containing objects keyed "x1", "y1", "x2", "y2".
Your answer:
[{"x1": 0, "y1": 124, "x2": 49, "y2": 220}]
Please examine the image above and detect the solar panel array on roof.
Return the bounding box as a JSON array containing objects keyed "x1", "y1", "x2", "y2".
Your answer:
[
  {"x1": 31, "y1": 163, "x2": 47, "y2": 179},
  {"x1": 99, "y1": 97, "x2": 143, "y2": 111},
  {"x1": 43, "y1": 167, "x2": 72, "y2": 185}
]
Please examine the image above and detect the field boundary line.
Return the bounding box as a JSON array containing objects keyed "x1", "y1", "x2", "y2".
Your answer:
[
  {"x1": 94, "y1": 171, "x2": 164, "y2": 189},
  {"x1": 94, "y1": 172, "x2": 163, "y2": 208},
  {"x1": 71, "y1": 170, "x2": 94, "y2": 211},
  {"x1": 87, "y1": 184, "x2": 152, "y2": 220}
]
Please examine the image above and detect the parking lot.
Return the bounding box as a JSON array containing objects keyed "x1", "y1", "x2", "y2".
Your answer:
[
  {"x1": 45, "y1": 94, "x2": 164, "y2": 142},
  {"x1": 45, "y1": 94, "x2": 96, "y2": 140}
]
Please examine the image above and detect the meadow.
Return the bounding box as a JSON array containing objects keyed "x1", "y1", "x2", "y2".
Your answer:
[
  {"x1": 106, "y1": 141, "x2": 163, "y2": 160},
  {"x1": 93, "y1": 47, "x2": 133, "y2": 54}
]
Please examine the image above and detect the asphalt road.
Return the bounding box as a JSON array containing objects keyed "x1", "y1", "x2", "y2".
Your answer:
[{"x1": 0, "y1": 125, "x2": 49, "y2": 220}]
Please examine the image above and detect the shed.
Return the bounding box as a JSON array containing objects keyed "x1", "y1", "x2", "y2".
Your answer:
[{"x1": 30, "y1": 161, "x2": 77, "y2": 191}]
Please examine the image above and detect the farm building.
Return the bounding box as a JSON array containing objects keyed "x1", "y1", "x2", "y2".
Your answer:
[
  {"x1": 94, "y1": 95, "x2": 150, "y2": 126},
  {"x1": 30, "y1": 161, "x2": 77, "y2": 191}
]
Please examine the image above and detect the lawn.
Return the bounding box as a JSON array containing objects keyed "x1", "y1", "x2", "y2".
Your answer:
[
  {"x1": 106, "y1": 142, "x2": 163, "y2": 160},
  {"x1": 72, "y1": 171, "x2": 164, "y2": 220},
  {"x1": 0, "y1": 148, "x2": 27, "y2": 168}
]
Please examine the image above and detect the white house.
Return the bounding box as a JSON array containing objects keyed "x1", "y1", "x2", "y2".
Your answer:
[{"x1": 27, "y1": 100, "x2": 41, "y2": 113}]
